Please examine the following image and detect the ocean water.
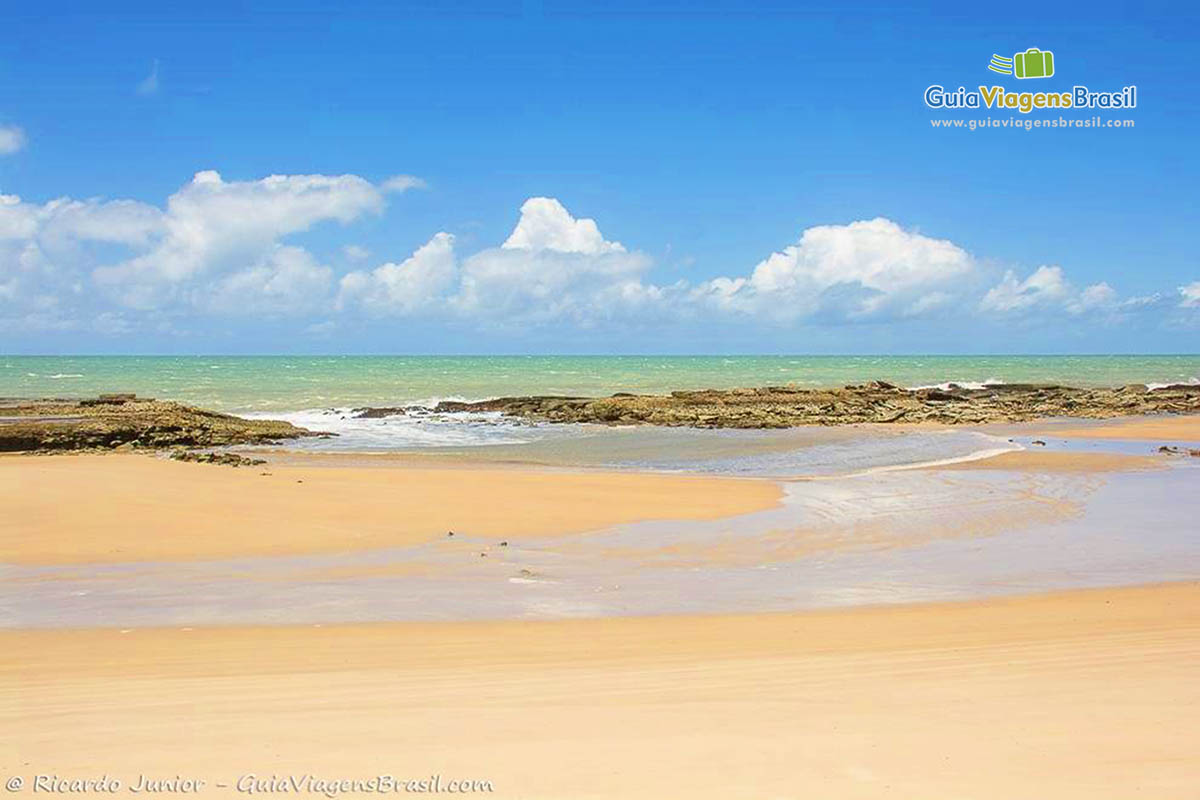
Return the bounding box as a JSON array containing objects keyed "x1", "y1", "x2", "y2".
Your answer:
[
  {"x1": 5, "y1": 354, "x2": 1200, "y2": 412},
  {"x1": 5, "y1": 354, "x2": 1199, "y2": 453}
]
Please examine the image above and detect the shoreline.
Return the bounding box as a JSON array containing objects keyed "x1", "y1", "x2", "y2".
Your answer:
[
  {"x1": 4, "y1": 382, "x2": 1200, "y2": 454},
  {"x1": 9, "y1": 416, "x2": 1193, "y2": 567},
  {"x1": 4, "y1": 423, "x2": 1196, "y2": 627},
  {"x1": 6, "y1": 406, "x2": 1197, "y2": 795}
]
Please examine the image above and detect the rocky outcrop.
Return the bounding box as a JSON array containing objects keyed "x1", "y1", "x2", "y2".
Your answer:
[
  {"x1": 0, "y1": 395, "x2": 320, "y2": 453},
  {"x1": 169, "y1": 450, "x2": 268, "y2": 467},
  {"x1": 351, "y1": 406, "x2": 409, "y2": 419},
  {"x1": 1157, "y1": 445, "x2": 1200, "y2": 457},
  {"x1": 428, "y1": 381, "x2": 1200, "y2": 428}
]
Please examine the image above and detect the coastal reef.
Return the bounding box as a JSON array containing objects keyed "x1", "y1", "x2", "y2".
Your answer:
[
  {"x1": 430, "y1": 382, "x2": 1200, "y2": 428},
  {"x1": 0, "y1": 395, "x2": 316, "y2": 453}
]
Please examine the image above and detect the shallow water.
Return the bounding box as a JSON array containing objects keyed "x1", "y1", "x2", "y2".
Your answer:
[
  {"x1": 249, "y1": 414, "x2": 1016, "y2": 478},
  {"x1": 3, "y1": 434, "x2": 1195, "y2": 628}
]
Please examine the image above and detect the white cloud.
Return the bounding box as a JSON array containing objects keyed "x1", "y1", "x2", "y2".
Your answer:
[
  {"x1": 0, "y1": 193, "x2": 161, "y2": 245},
  {"x1": 334, "y1": 198, "x2": 665, "y2": 325},
  {"x1": 1066, "y1": 281, "x2": 1118, "y2": 314},
  {"x1": 0, "y1": 175, "x2": 1189, "y2": 338},
  {"x1": 136, "y1": 60, "x2": 160, "y2": 96},
  {"x1": 1, "y1": 169, "x2": 418, "y2": 327},
  {"x1": 980, "y1": 267, "x2": 1125, "y2": 317},
  {"x1": 697, "y1": 217, "x2": 975, "y2": 321},
  {"x1": 453, "y1": 198, "x2": 654, "y2": 322},
  {"x1": 381, "y1": 175, "x2": 427, "y2": 193},
  {"x1": 199, "y1": 245, "x2": 333, "y2": 315},
  {"x1": 36, "y1": 197, "x2": 163, "y2": 248},
  {"x1": 0, "y1": 125, "x2": 25, "y2": 155},
  {"x1": 1180, "y1": 281, "x2": 1200, "y2": 308},
  {"x1": 979, "y1": 266, "x2": 1071, "y2": 313},
  {"x1": 329, "y1": 205, "x2": 1171, "y2": 331},
  {"x1": 93, "y1": 170, "x2": 390, "y2": 307},
  {"x1": 501, "y1": 197, "x2": 626, "y2": 255},
  {"x1": 0, "y1": 192, "x2": 164, "y2": 326},
  {"x1": 338, "y1": 232, "x2": 457, "y2": 315}
]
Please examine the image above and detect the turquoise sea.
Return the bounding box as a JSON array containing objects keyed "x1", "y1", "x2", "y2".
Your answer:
[{"x1": 4, "y1": 355, "x2": 1199, "y2": 412}]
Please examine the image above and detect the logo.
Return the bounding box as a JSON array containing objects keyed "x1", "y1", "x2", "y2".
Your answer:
[
  {"x1": 923, "y1": 46, "x2": 1136, "y2": 116},
  {"x1": 989, "y1": 48, "x2": 1055, "y2": 79}
]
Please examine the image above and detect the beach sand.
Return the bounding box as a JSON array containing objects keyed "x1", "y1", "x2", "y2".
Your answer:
[
  {"x1": 1042, "y1": 413, "x2": 1200, "y2": 442},
  {"x1": 4, "y1": 426, "x2": 1198, "y2": 797},
  {"x1": 3, "y1": 582, "x2": 1196, "y2": 799},
  {"x1": 938, "y1": 449, "x2": 1167, "y2": 472},
  {"x1": 0, "y1": 453, "x2": 781, "y2": 564}
]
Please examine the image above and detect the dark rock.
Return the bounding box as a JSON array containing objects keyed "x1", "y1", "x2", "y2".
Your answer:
[
  {"x1": 80, "y1": 393, "x2": 143, "y2": 406},
  {"x1": 170, "y1": 450, "x2": 267, "y2": 467},
  {"x1": 351, "y1": 406, "x2": 407, "y2": 419},
  {"x1": 1157, "y1": 445, "x2": 1200, "y2": 457},
  {"x1": 0, "y1": 398, "x2": 320, "y2": 453},
  {"x1": 423, "y1": 383, "x2": 1200, "y2": 429}
]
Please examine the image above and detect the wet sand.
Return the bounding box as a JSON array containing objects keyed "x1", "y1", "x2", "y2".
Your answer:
[
  {"x1": 0, "y1": 453, "x2": 781, "y2": 565},
  {"x1": 938, "y1": 449, "x2": 1166, "y2": 472},
  {"x1": 4, "y1": 419, "x2": 1198, "y2": 796},
  {"x1": 1043, "y1": 414, "x2": 1200, "y2": 442},
  {"x1": 3, "y1": 582, "x2": 1197, "y2": 799}
]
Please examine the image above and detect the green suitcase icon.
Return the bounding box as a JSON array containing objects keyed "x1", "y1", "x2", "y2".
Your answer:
[{"x1": 1014, "y1": 47, "x2": 1054, "y2": 79}]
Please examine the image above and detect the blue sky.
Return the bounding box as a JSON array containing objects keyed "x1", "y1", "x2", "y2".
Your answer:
[{"x1": 1, "y1": 0, "x2": 1197, "y2": 354}]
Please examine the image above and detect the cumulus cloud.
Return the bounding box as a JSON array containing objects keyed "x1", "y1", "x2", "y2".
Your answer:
[
  {"x1": 980, "y1": 266, "x2": 1071, "y2": 313},
  {"x1": 0, "y1": 191, "x2": 164, "y2": 331},
  {"x1": 0, "y1": 175, "x2": 1187, "y2": 339},
  {"x1": 454, "y1": 198, "x2": 656, "y2": 323},
  {"x1": 0, "y1": 193, "x2": 161, "y2": 246},
  {"x1": 500, "y1": 197, "x2": 626, "y2": 255},
  {"x1": 0, "y1": 169, "x2": 420, "y2": 330},
  {"x1": 0, "y1": 125, "x2": 26, "y2": 155},
  {"x1": 694, "y1": 217, "x2": 975, "y2": 321},
  {"x1": 1066, "y1": 281, "x2": 1118, "y2": 314},
  {"x1": 92, "y1": 170, "x2": 396, "y2": 307},
  {"x1": 333, "y1": 198, "x2": 665, "y2": 325},
  {"x1": 980, "y1": 266, "x2": 1124, "y2": 317},
  {"x1": 199, "y1": 246, "x2": 333, "y2": 316},
  {"x1": 338, "y1": 232, "x2": 457, "y2": 315}
]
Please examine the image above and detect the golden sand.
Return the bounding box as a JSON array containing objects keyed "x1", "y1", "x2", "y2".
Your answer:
[
  {"x1": 3, "y1": 582, "x2": 1197, "y2": 799},
  {"x1": 0, "y1": 453, "x2": 781, "y2": 565},
  {"x1": 1045, "y1": 414, "x2": 1200, "y2": 442}
]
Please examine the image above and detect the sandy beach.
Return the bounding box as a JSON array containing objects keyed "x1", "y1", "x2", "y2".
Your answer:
[
  {"x1": 5, "y1": 0, "x2": 1198, "y2": 791},
  {"x1": 1046, "y1": 415, "x2": 1200, "y2": 442},
  {"x1": 0, "y1": 453, "x2": 780, "y2": 564},
  {"x1": 4, "y1": 582, "x2": 1196, "y2": 799},
  {"x1": 4, "y1": 412, "x2": 1199, "y2": 797}
]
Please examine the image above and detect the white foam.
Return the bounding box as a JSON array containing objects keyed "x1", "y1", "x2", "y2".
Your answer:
[
  {"x1": 907, "y1": 378, "x2": 1006, "y2": 391},
  {"x1": 239, "y1": 407, "x2": 565, "y2": 450},
  {"x1": 1146, "y1": 376, "x2": 1199, "y2": 391}
]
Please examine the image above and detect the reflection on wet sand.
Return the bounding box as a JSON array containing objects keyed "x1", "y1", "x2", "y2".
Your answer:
[{"x1": 3, "y1": 429, "x2": 1196, "y2": 628}]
